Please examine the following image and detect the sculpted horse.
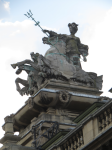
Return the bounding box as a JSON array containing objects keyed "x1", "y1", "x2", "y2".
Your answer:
[
  {"x1": 11, "y1": 48, "x2": 102, "y2": 96},
  {"x1": 42, "y1": 29, "x2": 102, "y2": 90},
  {"x1": 11, "y1": 52, "x2": 64, "y2": 96},
  {"x1": 11, "y1": 53, "x2": 45, "y2": 96},
  {"x1": 11, "y1": 22, "x2": 103, "y2": 96},
  {"x1": 11, "y1": 27, "x2": 103, "y2": 96}
]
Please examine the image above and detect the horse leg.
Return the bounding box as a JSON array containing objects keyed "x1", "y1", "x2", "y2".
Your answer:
[
  {"x1": 36, "y1": 75, "x2": 44, "y2": 89},
  {"x1": 11, "y1": 59, "x2": 32, "y2": 69},
  {"x1": 28, "y1": 74, "x2": 44, "y2": 90},
  {"x1": 17, "y1": 59, "x2": 32, "y2": 66},
  {"x1": 15, "y1": 78, "x2": 29, "y2": 96}
]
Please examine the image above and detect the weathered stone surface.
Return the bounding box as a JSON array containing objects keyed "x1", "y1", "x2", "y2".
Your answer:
[
  {"x1": 32, "y1": 81, "x2": 102, "y2": 111},
  {"x1": 2, "y1": 115, "x2": 14, "y2": 135},
  {"x1": 3, "y1": 145, "x2": 36, "y2": 150},
  {"x1": 0, "y1": 134, "x2": 21, "y2": 144},
  {"x1": 11, "y1": 22, "x2": 103, "y2": 97},
  {"x1": 1, "y1": 20, "x2": 106, "y2": 150},
  {"x1": 1, "y1": 81, "x2": 101, "y2": 134}
]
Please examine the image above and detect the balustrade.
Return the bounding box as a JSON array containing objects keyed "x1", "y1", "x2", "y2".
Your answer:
[
  {"x1": 61, "y1": 129, "x2": 84, "y2": 150},
  {"x1": 98, "y1": 106, "x2": 112, "y2": 131}
]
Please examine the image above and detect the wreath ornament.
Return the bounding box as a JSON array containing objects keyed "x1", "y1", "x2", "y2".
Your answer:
[{"x1": 59, "y1": 91, "x2": 70, "y2": 103}]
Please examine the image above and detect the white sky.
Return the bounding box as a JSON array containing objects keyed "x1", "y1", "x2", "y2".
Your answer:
[{"x1": 0, "y1": 0, "x2": 112, "y2": 146}]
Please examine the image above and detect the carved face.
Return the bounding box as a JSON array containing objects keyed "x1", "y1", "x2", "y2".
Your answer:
[
  {"x1": 31, "y1": 54, "x2": 36, "y2": 61},
  {"x1": 68, "y1": 23, "x2": 78, "y2": 35},
  {"x1": 30, "y1": 52, "x2": 38, "y2": 62}
]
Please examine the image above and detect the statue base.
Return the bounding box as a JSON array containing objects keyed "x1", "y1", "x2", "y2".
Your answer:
[{"x1": 32, "y1": 79, "x2": 102, "y2": 111}]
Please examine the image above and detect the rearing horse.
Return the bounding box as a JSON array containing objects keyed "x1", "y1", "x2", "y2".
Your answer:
[{"x1": 11, "y1": 53, "x2": 44, "y2": 96}]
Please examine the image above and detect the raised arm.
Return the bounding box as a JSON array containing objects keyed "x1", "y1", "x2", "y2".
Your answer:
[{"x1": 43, "y1": 29, "x2": 57, "y2": 37}]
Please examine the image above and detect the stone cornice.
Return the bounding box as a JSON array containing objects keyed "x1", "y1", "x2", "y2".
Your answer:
[{"x1": 0, "y1": 134, "x2": 21, "y2": 144}]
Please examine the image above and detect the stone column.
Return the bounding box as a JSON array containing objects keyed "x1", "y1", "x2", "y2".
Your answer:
[
  {"x1": 0, "y1": 115, "x2": 21, "y2": 148},
  {"x1": 4, "y1": 115, "x2": 14, "y2": 135}
]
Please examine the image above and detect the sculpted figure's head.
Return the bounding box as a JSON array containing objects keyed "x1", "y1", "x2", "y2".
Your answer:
[
  {"x1": 68, "y1": 22, "x2": 78, "y2": 35},
  {"x1": 30, "y1": 52, "x2": 39, "y2": 62}
]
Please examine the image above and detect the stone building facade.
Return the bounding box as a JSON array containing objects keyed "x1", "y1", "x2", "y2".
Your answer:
[
  {"x1": 0, "y1": 21, "x2": 111, "y2": 150},
  {"x1": 0, "y1": 80, "x2": 112, "y2": 150}
]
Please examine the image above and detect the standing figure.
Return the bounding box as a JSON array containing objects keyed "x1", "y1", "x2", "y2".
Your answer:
[
  {"x1": 66, "y1": 22, "x2": 88, "y2": 67},
  {"x1": 43, "y1": 22, "x2": 88, "y2": 68}
]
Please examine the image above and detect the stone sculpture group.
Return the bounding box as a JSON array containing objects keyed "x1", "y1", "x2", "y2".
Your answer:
[{"x1": 11, "y1": 22, "x2": 103, "y2": 96}]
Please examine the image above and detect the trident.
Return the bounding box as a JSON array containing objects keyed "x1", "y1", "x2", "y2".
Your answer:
[
  {"x1": 24, "y1": 10, "x2": 59, "y2": 50},
  {"x1": 24, "y1": 10, "x2": 49, "y2": 37},
  {"x1": 24, "y1": 10, "x2": 82, "y2": 64}
]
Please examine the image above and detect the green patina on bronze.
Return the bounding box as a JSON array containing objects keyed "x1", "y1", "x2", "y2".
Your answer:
[{"x1": 11, "y1": 14, "x2": 103, "y2": 96}]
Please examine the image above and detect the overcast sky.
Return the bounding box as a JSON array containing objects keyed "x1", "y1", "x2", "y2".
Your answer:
[{"x1": 0, "y1": 0, "x2": 112, "y2": 146}]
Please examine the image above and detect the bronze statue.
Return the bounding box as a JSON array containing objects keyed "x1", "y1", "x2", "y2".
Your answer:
[
  {"x1": 66, "y1": 22, "x2": 88, "y2": 67},
  {"x1": 43, "y1": 22, "x2": 88, "y2": 68},
  {"x1": 11, "y1": 22, "x2": 103, "y2": 96}
]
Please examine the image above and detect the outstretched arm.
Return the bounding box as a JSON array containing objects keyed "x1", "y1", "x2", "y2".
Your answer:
[{"x1": 43, "y1": 29, "x2": 57, "y2": 37}]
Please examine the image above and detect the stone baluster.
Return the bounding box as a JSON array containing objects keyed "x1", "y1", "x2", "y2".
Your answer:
[
  {"x1": 73, "y1": 136, "x2": 77, "y2": 150},
  {"x1": 101, "y1": 114, "x2": 105, "y2": 129},
  {"x1": 108, "y1": 139, "x2": 112, "y2": 149},
  {"x1": 107, "y1": 107, "x2": 112, "y2": 125},
  {"x1": 79, "y1": 130, "x2": 83, "y2": 146},
  {"x1": 76, "y1": 133, "x2": 80, "y2": 148},
  {"x1": 70, "y1": 138, "x2": 74, "y2": 150},
  {"x1": 60, "y1": 145, "x2": 64, "y2": 150},
  {"x1": 99, "y1": 114, "x2": 103, "y2": 130},
  {"x1": 67, "y1": 141, "x2": 70, "y2": 150},
  {"x1": 63, "y1": 143, "x2": 67, "y2": 150},
  {"x1": 57, "y1": 146, "x2": 62, "y2": 150},
  {"x1": 98, "y1": 116, "x2": 101, "y2": 130},
  {"x1": 107, "y1": 108, "x2": 111, "y2": 124},
  {"x1": 106, "y1": 109, "x2": 110, "y2": 125},
  {"x1": 104, "y1": 111, "x2": 107, "y2": 127},
  {"x1": 31, "y1": 126, "x2": 36, "y2": 147},
  {"x1": 110, "y1": 106, "x2": 112, "y2": 123}
]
